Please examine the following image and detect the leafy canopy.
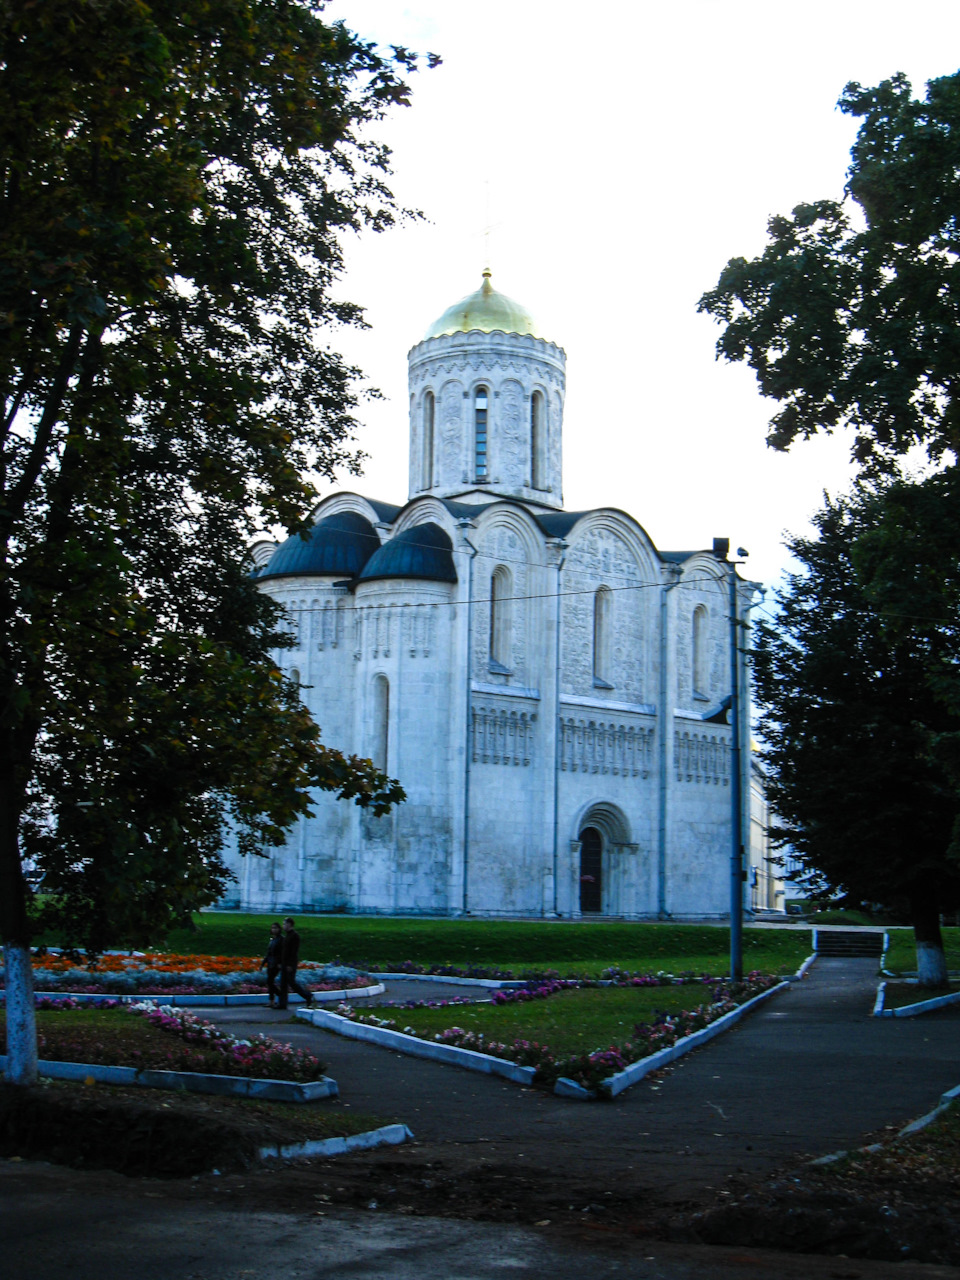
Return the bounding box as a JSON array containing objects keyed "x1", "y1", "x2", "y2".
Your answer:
[
  {"x1": 753, "y1": 487, "x2": 960, "y2": 924},
  {"x1": 699, "y1": 71, "x2": 960, "y2": 471},
  {"x1": 0, "y1": 1, "x2": 424, "y2": 950}
]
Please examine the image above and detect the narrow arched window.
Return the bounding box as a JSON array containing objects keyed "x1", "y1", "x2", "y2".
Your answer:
[
  {"x1": 474, "y1": 386, "x2": 488, "y2": 481},
  {"x1": 372, "y1": 675, "x2": 389, "y2": 771},
  {"x1": 530, "y1": 391, "x2": 544, "y2": 489},
  {"x1": 489, "y1": 565, "x2": 512, "y2": 672},
  {"x1": 593, "y1": 587, "x2": 613, "y2": 688},
  {"x1": 422, "y1": 391, "x2": 435, "y2": 489},
  {"x1": 692, "y1": 605, "x2": 708, "y2": 699}
]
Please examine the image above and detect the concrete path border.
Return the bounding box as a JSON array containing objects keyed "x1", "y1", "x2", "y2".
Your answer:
[
  {"x1": 0, "y1": 1054, "x2": 338, "y2": 1102},
  {"x1": 371, "y1": 973, "x2": 526, "y2": 989},
  {"x1": 873, "y1": 980, "x2": 960, "y2": 1018},
  {"x1": 258, "y1": 1122, "x2": 414, "y2": 1162},
  {"x1": 297, "y1": 1007, "x2": 536, "y2": 1085}
]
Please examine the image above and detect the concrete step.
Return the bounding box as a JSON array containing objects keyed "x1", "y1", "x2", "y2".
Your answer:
[{"x1": 814, "y1": 929, "x2": 884, "y2": 957}]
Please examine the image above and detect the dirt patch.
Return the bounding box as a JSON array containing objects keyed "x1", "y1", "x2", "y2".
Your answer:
[
  {"x1": 672, "y1": 1108, "x2": 960, "y2": 1267},
  {"x1": 0, "y1": 1080, "x2": 383, "y2": 1178}
]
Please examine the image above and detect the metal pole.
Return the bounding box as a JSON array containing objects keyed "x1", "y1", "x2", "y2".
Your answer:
[
  {"x1": 657, "y1": 565, "x2": 681, "y2": 918},
  {"x1": 459, "y1": 525, "x2": 478, "y2": 915},
  {"x1": 728, "y1": 556, "x2": 744, "y2": 981},
  {"x1": 550, "y1": 540, "x2": 567, "y2": 917}
]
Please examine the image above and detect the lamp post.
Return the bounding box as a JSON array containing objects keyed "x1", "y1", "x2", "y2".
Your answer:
[{"x1": 713, "y1": 538, "x2": 748, "y2": 981}]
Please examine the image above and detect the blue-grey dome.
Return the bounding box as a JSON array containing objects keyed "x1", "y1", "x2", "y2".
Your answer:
[
  {"x1": 357, "y1": 522, "x2": 458, "y2": 586},
  {"x1": 258, "y1": 511, "x2": 380, "y2": 581}
]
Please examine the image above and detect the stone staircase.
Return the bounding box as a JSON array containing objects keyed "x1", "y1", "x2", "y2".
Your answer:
[{"x1": 814, "y1": 928, "x2": 885, "y2": 958}]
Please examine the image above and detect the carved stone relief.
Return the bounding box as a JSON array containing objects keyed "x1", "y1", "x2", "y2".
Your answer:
[
  {"x1": 472, "y1": 705, "x2": 537, "y2": 765},
  {"x1": 498, "y1": 379, "x2": 525, "y2": 486},
  {"x1": 673, "y1": 730, "x2": 730, "y2": 785},
  {"x1": 561, "y1": 528, "x2": 644, "y2": 700},
  {"x1": 559, "y1": 718, "x2": 653, "y2": 776},
  {"x1": 438, "y1": 381, "x2": 463, "y2": 488}
]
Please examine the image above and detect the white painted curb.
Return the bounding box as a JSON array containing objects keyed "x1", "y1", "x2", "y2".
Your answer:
[
  {"x1": 26, "y1": 984, "x2": 385, "y2": 1007},
  {"x1": 0, "y1": 1054, "x2": 338, "y2": 1101},
  {"x1": 298, "y1": 1006, "x2": 536, "y2": 1085},
  {"x1": 809, "y1": 1082, "x2": 960, "y2": 1164},
  {"x1": 259, "y1": 1122, "x2": 414, "y2": 1161},
  {"x1": 371, "y1": 973, "x2": 526, "y2": 989},
  {"x1": 795, "y1": 952, "x2": 817, "y2": 979},
  {"x1": 874, "y1": 986, "x2": 960, "y2": 1018},
  {"x1": 597, "y1": 981, "x2": 792, "y2": 1099}
]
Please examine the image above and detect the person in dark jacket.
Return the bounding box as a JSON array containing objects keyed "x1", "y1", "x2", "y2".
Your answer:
[
  {"x1": 260, "y1": 921, "x2": 283, "y2": 1008},
  {"x1": 278, "y1": 917, "x2": 313, "y2": 1009}
]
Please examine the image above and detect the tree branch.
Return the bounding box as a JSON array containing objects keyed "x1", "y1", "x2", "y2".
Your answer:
[{"x1": 1, "y1": 324, "x2": 84, "y2": 537}]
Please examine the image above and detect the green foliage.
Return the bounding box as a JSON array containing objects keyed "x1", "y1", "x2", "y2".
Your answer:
[
  {"x1": 160, "y1": 914, "x2": 811, "y2": 974},
  {"x1": 699, "y1": 71, "x2": 960, "y2": 471},
  {"x1": 754, "y1": 487, "x2": 960, "y2": 933},
  {"x1": 390, "y1": 985, "x2": 730, "y2": 1058},
  {"x1": 0, "y1": 2, "x2": 422, "y2": 951}
]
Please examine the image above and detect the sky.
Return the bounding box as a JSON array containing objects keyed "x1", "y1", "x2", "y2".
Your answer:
[{"x1": 316, "y1": 1, "x2": 960, "y2": 593}]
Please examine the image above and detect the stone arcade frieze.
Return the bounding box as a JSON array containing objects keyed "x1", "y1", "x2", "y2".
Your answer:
[{"x1": 471, "y1": 704, "x2": 537, "y2": 766}]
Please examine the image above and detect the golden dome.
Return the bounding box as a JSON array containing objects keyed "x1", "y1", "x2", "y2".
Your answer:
[{"x1": 424, "y1": 271, "x2": 537, "y2": 340}]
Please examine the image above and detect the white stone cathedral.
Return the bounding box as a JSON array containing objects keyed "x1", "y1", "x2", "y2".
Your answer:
[{"x1": 223, "y1": 273, "x2": 777, "y2": 919}]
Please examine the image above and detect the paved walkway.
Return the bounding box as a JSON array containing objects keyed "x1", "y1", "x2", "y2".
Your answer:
[{"x1": 210, "y1": 958, "x2": 960, "y2": 1197}]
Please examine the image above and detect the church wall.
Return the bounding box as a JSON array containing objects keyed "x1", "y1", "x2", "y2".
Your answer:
[
  {"x1": 349, "y1": 576, "x2": 459, "y2": 914},
  {"x1": 665, "y1": 717, "x2": 733, "y2": 916}
]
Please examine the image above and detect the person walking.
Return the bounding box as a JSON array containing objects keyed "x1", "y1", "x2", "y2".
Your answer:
[
  {"x1": 278, "y1": 916, "x2": 314, "y2": 1010},
  {"x1": 260, "y1": 921, "x2": 283, "y2": 1008}
]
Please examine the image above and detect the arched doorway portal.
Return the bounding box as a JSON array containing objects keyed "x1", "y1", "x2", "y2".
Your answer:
[{"x1": 579, "y1": 826, "x2": 603, "y2": 914}]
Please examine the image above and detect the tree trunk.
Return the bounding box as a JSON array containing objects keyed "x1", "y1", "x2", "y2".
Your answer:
[
  {"x1": 0, "y1": 760, "x2": 38, "y2": 1086},
  {"x1": 912, "y1": 892, "x2": 949, "y2": 988},
  {"x1": 2, "y1": 943, "x2": 37, "y2": 1085}
]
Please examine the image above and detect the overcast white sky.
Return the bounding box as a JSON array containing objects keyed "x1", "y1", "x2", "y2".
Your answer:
[{"x1": 318, "y1": 1, "x2": 960, "y2": 592}]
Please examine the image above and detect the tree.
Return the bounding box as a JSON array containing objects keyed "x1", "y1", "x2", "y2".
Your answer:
[
  {"x1": 699, "y1": 70, "x2": 960, "y2": 980},
  {"x1": 699, "y1": 71, "x2": 960, "y2": 472},
  {"x1": 754, "y1": 487, "x2": 960, "y2": 986},
  {"x1": 1, "y1": 1, "x2": 425, "y2": 1083}
]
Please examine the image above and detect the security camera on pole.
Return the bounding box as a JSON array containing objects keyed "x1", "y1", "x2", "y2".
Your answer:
[{"x1": 713, "y1": 538, "x2": 748, "y2": 982}]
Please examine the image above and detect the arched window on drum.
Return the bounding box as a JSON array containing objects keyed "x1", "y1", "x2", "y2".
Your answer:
[
  {"x1": 530, "y1": 390, "x2": 545, "y2": 489},
  {"x1": 474, "y1": 386, "x2": 489, "y2": 481},
  {"x1": 422, "y1": 391, "x2": 435, "y2": 490}
]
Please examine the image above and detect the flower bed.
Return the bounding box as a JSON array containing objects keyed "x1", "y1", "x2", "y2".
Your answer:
[
  {"x1": 1, "y1": 1003, "x2": 328, "y2": 1082},
  {"x1": 330, "y1": 972, "x2": 780, "y2": 1093},
  {"x1": 2, "y1": 950, "x2": 368, "y2": 997}
]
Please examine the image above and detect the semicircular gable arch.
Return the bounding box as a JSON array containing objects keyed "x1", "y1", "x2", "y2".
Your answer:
[
  {"x1": 310, "y1": 492, "x2": 398, "y2": 537},
  {"x1": 472, "y1": 503, "x2": 546, "y2": 565},
  {"x1": 563, "y1": 509, "x2": 660, "y2": 585}
]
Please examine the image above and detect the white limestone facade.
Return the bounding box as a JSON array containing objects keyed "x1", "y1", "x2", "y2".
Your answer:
[{"x1": 224, "y1": 275, "x2": 767, "y2": 919}]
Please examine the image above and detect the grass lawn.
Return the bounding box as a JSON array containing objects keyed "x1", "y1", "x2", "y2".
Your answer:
[
  {"x1": 883, "y1": 927, "x2": 960, "y2": 975},
  {"x1": 0, "y1": 1006, "x2": 326, "y2": 1081},
  {"x1": 161, "y1": 914, "x2": 812, "y2": 977},
  {"x1": 353, "y1": 983, "x2": 754, "y2": 1058},
  {"x1": 882, "y1": 980, "x2": 960, "y2": 1011}
]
